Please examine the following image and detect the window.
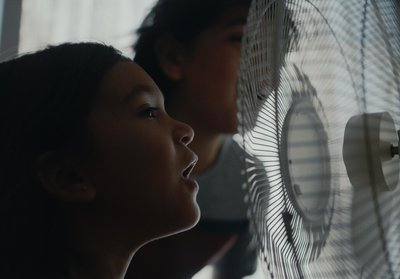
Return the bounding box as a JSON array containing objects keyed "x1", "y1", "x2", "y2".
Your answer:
[
  {"x1": 0, "y1": 0, "x2": 4, "y2": 42},
  {"x1": 18, "y1": 0, "x2": 156, "y2": 57},
  {"x1": 0, "y1": 0, "x2": 22, "y2": 61}
]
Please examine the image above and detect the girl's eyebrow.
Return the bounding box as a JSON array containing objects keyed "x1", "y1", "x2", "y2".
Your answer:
[{"x1": 122, "y1": 84, "x2": 161, "y2": 103}]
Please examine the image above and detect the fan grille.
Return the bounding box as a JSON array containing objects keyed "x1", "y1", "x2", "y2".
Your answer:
[{"x1": 237, "y1": 0, "x2": 400, "y2": 278}]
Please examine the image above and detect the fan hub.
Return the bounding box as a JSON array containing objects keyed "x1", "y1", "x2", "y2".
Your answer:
[{"x1": 281, "y1": 98, "x2": 331, "y2": 223}]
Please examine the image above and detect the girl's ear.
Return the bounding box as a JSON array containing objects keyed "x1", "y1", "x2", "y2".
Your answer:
[
  {"x1": 35, "y1": 152, "x2": 96, "y2": 203},
  {"x1": 155, "y1": 34, "x2": 186, "y2": 81}
]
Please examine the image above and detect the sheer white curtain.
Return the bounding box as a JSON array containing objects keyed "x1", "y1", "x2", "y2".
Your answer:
[{"x1": 18, "y1": 0, "x2": 156, "y2": 57}]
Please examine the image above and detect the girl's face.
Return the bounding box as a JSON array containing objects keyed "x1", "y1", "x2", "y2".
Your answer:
[
  {"x1": 170, "y1": 6, "x2": 248, "y2": 135},
  {"x1": 83, "y1": 60, "x2": 200, "y2": 240}
]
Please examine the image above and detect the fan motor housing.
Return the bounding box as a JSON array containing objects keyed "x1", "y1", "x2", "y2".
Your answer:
[{"x1": 343, "y1": 112, "x2": 399, "y2": 192}]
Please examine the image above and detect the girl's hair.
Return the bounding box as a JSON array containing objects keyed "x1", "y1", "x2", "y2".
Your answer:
[
  {"x1": 133, "y1": 0, "x2": 252, "y2": 96},
  {"x1": 0, "y1": 42, "x2": 123, "y2": 278}
]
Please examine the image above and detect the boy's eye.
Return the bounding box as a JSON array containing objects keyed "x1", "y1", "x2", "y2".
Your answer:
[
  {"x1": 140, "y1": 107, "x2": 159, "y2": 118},
  {"x1": 228, "y1": 34, "x2": 243, "y2": 44}
]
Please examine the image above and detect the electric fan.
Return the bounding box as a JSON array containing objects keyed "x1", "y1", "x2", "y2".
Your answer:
[{"x1": 237, "y1": 0, "x2": 400, "y2": 278}]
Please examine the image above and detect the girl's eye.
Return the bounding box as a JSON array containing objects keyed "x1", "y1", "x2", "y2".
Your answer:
[{"x1": 140, "y1": 107, "x2": 159, "y2": 118}]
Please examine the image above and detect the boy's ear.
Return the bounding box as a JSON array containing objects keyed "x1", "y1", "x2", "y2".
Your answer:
[
  {"x1": 155, "y1": 34, "x2": 186, "y2": 81},
  {"x1": 35, "y1": 152, "x2": 96, "y2": 203}
]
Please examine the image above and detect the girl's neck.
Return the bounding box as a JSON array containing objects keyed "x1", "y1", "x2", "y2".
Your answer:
[
  {"x1": 65, "y1": 210, "x2": 141, "y2": 279},
  {"x1": 68, "y1": 244, "x2": 133, "y2": 279}
]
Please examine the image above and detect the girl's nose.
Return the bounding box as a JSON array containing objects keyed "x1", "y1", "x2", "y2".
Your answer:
[{"x1": 174, "y1": 120, "x2": 194, "y2": 146}]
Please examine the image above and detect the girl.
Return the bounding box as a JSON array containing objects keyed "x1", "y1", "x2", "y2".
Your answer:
[{"x1": 0, "y1": 42, "x2": 200, "y2": 279}]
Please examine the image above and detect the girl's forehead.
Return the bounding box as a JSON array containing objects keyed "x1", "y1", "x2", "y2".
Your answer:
[{"x1": 97, "y1": 61, "x2": 160, "y2": 104}]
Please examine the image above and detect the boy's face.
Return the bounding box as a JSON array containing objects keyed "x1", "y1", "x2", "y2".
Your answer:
[
  {"x1": 83, "y1": 61, "x2": 200, "y2": 240},
  {"x1": 172, "y1": 6, "x2": 249, "y2": 135}
]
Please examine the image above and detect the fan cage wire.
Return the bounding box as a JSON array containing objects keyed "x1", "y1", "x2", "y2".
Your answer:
[{"x1": 237, "y1": 0, "x2": 400, "y2": 278}]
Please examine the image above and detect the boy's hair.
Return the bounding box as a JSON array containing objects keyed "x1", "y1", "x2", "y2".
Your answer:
[
  {"x1": 0, "y1": 42, "x2": 122, "y2": 278},
  {"x1": 133, "y1": 0, "x2": 252, "y2": 96}
]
